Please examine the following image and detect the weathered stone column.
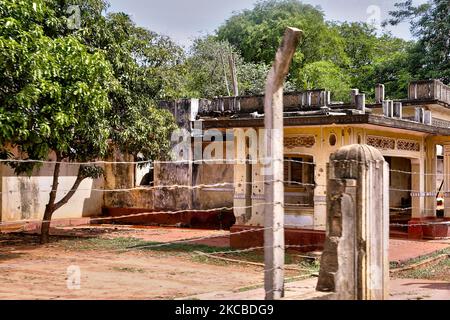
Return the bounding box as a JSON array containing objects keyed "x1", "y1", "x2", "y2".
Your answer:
[{"x1": 316, "y1": 144, "x2": 389, "y2": 300}]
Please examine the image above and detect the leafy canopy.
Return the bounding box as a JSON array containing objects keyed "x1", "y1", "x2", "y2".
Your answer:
[
  {"x1": 387, "y1": 0, "x2": 450, "y2": 83},
  {"x1": 0, "y1": 0, "x2": 114, "y2": 174},
  {"x1": 214, "y1": 0, "x2": 415, "y2": 101},
  {"x1": 0, "y1": 0, "x2": 180, "y2": 175},
  {"x1": 217, "y1": 0, "x2": 348, "y2": 71},
  {"x1": 184, "y1": 36, "x2": 285, "y2": 98}
]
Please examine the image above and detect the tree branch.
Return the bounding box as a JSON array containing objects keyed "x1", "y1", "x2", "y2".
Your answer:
[{"x1": 53, "y1": 168, "x2": 87, "y2": 212}]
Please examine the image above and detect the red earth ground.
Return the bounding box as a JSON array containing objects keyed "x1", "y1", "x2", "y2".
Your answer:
[{"x1": 0, "y1": 225, "x2": 449, "y2": 300}]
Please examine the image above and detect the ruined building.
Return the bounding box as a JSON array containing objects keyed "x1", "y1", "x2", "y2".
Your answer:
[{"x1": 1, "y1": 80, "x2": 450, "y2": 246}]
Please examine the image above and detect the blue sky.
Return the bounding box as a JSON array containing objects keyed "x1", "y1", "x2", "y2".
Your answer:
[{"x1": 107, "y1": 0, "x2": 427, "y2": 48}]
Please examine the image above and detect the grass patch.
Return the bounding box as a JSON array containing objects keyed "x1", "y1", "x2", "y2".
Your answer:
[
  {"x1": 56, "y1": 237, "x2": 145, "y2": 251},
  {"x1": 133, "y1": 242, "x2": 236, "y2": 254},
  {"x1": 55, "y1": 236, "x2": 321, "y2": 273},
  {"x1": 391, "y1": 247, "x2": 450, "y2": 269},
  {"x1": 56, "y1": 236, "x2": 237, "y2": 255},
  {"x1": 391, "y1": 246, "x2": 450, "y2": 281},
  {"x1": 395, "y1": 257, "x2": 450, "y2": 281}
]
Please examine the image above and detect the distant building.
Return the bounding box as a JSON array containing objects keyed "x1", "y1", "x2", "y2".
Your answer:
[{"x1": 154, "y1": 79, "x2": 450, "y2": 245}]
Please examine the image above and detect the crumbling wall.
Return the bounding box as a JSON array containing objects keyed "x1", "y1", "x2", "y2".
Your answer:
[
  {"x1": 192, "y1": 163, "x2": 234, "y2": 210},
  {"x1": 1, "y1": 148, "x2": 104, "y2": 223},
  {"x1": 154, "y1": 163, "x2": 192, "y2": 211}
]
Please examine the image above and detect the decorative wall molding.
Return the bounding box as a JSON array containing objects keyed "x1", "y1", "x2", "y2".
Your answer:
[
  {"x1": 397, "y1": 139, "x2": 421, "y2": 152},
  {"x1": 366, "y1": 136, "x2": 395, "y2": 150},
  {"x1": 284, "y1": 135, "x2": 316, "y2": 149},
  {"x1": 366, "y1": 135, "x2": 420, "y2": 152},
  {"x1": 432, "y1": 118, "x2": 450, "y2": 129}
]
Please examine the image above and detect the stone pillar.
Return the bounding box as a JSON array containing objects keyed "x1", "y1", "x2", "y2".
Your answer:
[
  {"x1": 350, "y1": 89, "x2": 359, "y2": 105},
  {"x1": 382, "y1": 100, "x2": 393, "y2": 117},
  {"x1": 250, "y1": 159, "x2": 265, "y2": 226},
  {"x1": 443, "y1": 145, "x2": 450, "y2": 219},
  {"x1": 375, "y1": 84, "x2": 385, "y2": 103},
  {"x1": 316, "y1": 144, "x2": 389, "y2": 300},
  {"x1": 409, "y1": 159, "x2": 425, "y2": 239},
  {"x1": 393, "y1": 102, "x2": 403, "y2": 119},
  {"x1": 424, "y1": 111, "x2": 433, "y2": 125},
  {"x1": 355, "y1": 94, "x2": 365, "y2": 113},
  {"x1": 415, "y1": 107, "x2": 425, "y2": 123}
]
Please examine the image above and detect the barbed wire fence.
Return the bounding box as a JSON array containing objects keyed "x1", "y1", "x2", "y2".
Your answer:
[{"x1": 0, "y1": 157, "x2": 449, "y2": 299}]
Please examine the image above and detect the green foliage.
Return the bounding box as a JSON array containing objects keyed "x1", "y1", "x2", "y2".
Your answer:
[
  {"x1": 0, "y1": 0, "x2": 114, "y2": 175},
  {"x1": 217, "y1": 0, "x2": 348, "y2": 69},
  {"x1": 298, "y1": 61, "x2": 351, "y2": 102},
  {"x1": 387, "y1": 0, "x2": 450, "y2": 83},
  {"x1": 334, "y1": 22, "x2": 414, "y2": 100},
  {"x1": 335, "y1": 22, "x2": 379, "y2": 70},
  {"x1": 185, "y1": 36, "x2": 277, "y2": 98},
  {"x1": 214, "y1": 0, "x2": 414, "y2": 101},
  {"x1": 0, "y1": 0, "x2": 180, "y2": 233},
  {"x1": 237, "y1": 62, "x2": 272, "y2": 96},
  {"x1": 0, "y1": 0, "x2": 180, "y2": 174},
  {"x1": 185, "y1": 37, "x2": 235, "y2": 98},
  {"x1": 84, "y1": 11, "x2": 180, "y2": 159}
]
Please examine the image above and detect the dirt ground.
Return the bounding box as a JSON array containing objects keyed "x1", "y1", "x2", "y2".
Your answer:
[
  {"x1": 0, "y1": 226, "x2": 306, "y2": 300},
  {"x1": 0, "y1": 225, "x2": 449, "y2": 300}
]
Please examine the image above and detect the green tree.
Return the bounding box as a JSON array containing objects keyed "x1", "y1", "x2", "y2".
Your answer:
[
  {"x1": 334, "y1": 22, "x2": 413, "y2": 100},
  {"x1": 298, "y1": 61, "x2": 352, "y2": 102},
  {"x1": 0, "y1": 0, "x2": 114, "y2": 243},
  {"x1": 86, "y1": 11, "x2": 182, "y2": 159},
  {"x1": 386, "y1": 0, "x2": 450, "y2": 83},
  {"x1": 216, "y1": 0, "x2": 349, "y2": 81},
  {"x1": 356, "y1": 35, "x2": 414, "y2": 100},
  {"x1": 185, "y1": 36, "x2": 280, "y2": 98},
  {"x1": 0, "y1": 0, "x2": 178, "y2": 243}
]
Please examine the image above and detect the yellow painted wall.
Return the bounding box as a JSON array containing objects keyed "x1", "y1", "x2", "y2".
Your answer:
[{"x1": 233, "y1": 124, "x2": 430, "y2": 230}]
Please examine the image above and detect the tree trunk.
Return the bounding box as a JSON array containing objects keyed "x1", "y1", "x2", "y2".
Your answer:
[
  {"x1": 40, "y1": 155, "x2": 62, "y2": 244},
  {"x1": 40, "y1": 157, "x2": 86, "y2": 244}
]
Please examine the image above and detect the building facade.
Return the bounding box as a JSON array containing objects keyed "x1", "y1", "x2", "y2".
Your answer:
[
  {"x1": 159, "y1": 79, "x2": 450, "y2": 243},
  {"x1": 2, "y1": 79, "x2": 450, "y2": 242}
]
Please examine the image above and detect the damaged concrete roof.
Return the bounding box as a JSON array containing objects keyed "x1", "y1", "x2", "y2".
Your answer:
[{"x1": 159, "y1": 79, "x2": 450, "y2": 135}]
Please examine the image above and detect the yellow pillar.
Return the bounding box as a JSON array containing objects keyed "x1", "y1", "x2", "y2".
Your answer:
[
  {"x1": 250, "y1": 161, "x2": 265, "y2": 226},
  {"x1": 443, "y1": 144, "x2": 450, "y2": 219},
  {"x1": 233, "y1": 129, "x2": 252, "y2": 225},
  {"x1": 411, "y1": 158, "x2": 425, "y2": 219},
  {"x1": 424, "y1": 139, "x2": 437, "y2": 218},
  {"x1": 314, "y1": 156, "x2": 327, "y2": 230}
]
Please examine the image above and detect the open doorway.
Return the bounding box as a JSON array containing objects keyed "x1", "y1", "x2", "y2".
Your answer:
[
  {"x1": 283, "y1": 155, "x2": 315, "y2": 208},
  {"x1": 386, "y1": 156, "x2": 412, "y2": 233}
]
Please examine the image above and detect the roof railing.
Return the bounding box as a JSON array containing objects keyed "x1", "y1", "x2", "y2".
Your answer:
[{"x1": 408, "y1": 80, "x2": 450, "y2": 104}]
